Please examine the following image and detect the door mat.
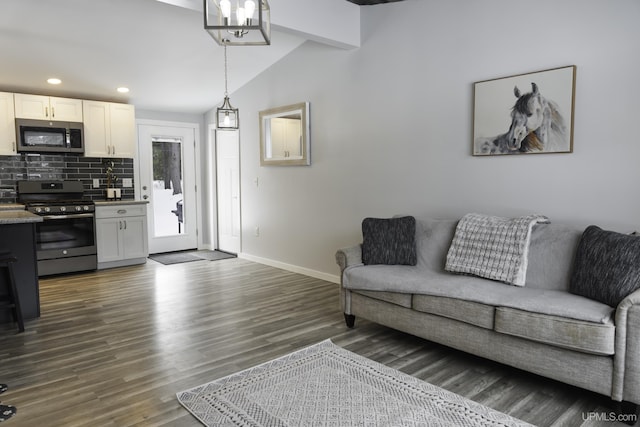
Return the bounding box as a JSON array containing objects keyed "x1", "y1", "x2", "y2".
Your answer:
[
  {"x1": 192, "y1": 250, "x2": 236, "y2": 261},
  {"x1": 149, "y1": 250, "x2": 236, "y2": 265}
]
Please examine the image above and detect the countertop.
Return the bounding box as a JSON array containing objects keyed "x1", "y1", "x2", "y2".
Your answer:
[
  {"x1": 94, "y1": 200, "x2": 149, "y2": 206},
  {"x1": 0, "y1": 204, "x2": 26, "y2": 211},
  {"x1": 0, "y1": 210, "x2": 43, "y2": 224}
]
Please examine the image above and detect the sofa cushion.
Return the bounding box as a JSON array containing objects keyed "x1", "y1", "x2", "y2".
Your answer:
[
  {"x1": 352, "y1": 290, "x2": 412, "y2": 308},
  {"x1": 414, "y1": 218, "x2": 459, "y2": 270},
  {"x1": 495, "y1": 307, "x2": 615, "y2": 356},
  {"x1": 570, "y1": 225, "x2": 640, "y2": 307},
  {"x1": 342, "y1": 267, "x2": 614, "y2": 324},
  {"x1": 412, "y1": 217, "x2": 584, "y2": 292},
  {"x1": 361, "y1": 216, "x2": 417, "y2": 265},
  {"x1": 522, "y1": 222, "x2": 583, "y2": 291},
  {"x1": 412, "y1": 295, "x2": 494, "y2": 329}
]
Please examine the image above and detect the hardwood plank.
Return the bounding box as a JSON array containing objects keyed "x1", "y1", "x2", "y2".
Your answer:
[{"x1": 0, "y1": 258, "x2": 631, "y2": 426}]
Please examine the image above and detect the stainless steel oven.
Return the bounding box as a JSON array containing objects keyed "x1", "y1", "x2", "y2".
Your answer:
[{"x1": 18, "y1": 181, "x2": 97, "y2": 276}]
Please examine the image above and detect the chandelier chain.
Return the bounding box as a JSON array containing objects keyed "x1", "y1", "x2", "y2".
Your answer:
[{"x1": 223, "y1": 41, "x2": 229, "y2": 97}]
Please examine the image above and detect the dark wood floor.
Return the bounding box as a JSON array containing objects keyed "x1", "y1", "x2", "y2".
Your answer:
[{"x1": 0, "y1": 258, "x2": 630, "y2": 426}]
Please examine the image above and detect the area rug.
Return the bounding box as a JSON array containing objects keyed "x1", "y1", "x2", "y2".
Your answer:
[
  {"x1": 149, "y1": 250, "x2": 236, "y2": 265},
  {"x1": 176, "y1": 340, "x2": 532, "y2": 427}
]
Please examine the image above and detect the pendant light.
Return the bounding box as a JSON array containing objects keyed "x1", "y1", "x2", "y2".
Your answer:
[
  {"x1": 216, "y1": 40, "x2": 239, "y2": 130},
  {"x1": 204, "y1": 0, "x2": 270, "y2": 46}
]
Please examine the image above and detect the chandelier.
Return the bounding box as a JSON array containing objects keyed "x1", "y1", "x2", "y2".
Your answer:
[
  {"x1": 216, "y1": 41, "x2": 239, "y2": 130},
  {"x1": 204, "y1": 0, "x2": 271, "y2": 46}
]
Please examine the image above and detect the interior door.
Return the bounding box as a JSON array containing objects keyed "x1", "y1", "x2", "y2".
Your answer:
[
  {"x1": 138, "y1": 123, "x2": 198, "y2": 254},
  {"x1": 216, "y1": 130, "x2": 241, "y2": 253}
]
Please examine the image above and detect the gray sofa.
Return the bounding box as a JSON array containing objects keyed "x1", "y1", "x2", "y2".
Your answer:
[{"x1": 335, "y1": 216, "x2": 640, "y2": 407}]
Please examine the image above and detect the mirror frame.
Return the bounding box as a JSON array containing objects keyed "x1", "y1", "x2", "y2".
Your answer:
[{"x1": 259, "y1": 102, "x2": 310, "y2": 166}]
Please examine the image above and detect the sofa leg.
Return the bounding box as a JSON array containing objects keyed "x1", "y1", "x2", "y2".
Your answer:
[
  {"x1": 612, "y1": 401, "x2": 638, "y2": 425},
  {"x1": 344, "y1": 313, "x2": 355, "y2": 328}
]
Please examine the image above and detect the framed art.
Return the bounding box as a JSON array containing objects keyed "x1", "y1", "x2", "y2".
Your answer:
[{"x1": 473, "y1": 65, "x2": 576, "y2": 156}]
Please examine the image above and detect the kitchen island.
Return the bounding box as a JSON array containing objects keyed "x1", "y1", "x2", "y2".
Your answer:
[{"x1": 0, "y1": 208, "x2": 42, "y2": 325}]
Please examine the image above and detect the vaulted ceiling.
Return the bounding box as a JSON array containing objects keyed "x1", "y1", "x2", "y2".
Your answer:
[{"x1": 0, "y1": 0, "x2": 404, "y2": 114}]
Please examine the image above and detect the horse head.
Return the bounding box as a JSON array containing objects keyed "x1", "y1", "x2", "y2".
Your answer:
[{"x1": 506, "y1": 82, "x2": 545, "y2": 151}]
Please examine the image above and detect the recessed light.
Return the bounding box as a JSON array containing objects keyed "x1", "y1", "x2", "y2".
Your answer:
[
  {"x1": 117, "y1": 87, "x2": 130, "y2": 93},
  {"x1": 47, "y1": 78, "x2": 62, "y2": 85}
]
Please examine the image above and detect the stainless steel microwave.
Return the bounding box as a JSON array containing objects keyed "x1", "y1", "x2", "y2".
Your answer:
[{"x1": 16, "y1": 118, "x2": 84, "y2": 154}]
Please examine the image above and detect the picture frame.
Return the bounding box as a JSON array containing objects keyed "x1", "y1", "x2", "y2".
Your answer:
[{"x1": 472, "y1": 65, "x2": 576, "y2": 156}]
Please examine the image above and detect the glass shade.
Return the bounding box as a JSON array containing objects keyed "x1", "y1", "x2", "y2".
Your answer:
[
  {"x1": 217, "y1": 96, "x2": 239, "y2": 130},
  {"x1": 204, "y1": 0, "x2": 270, "y2": 46}
]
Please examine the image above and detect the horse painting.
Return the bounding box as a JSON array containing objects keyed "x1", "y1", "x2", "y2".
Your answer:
[
  {"x1": 475, "y1": 130, "x2": 544, "y2": 155},
  {"x1": 474, "y1": 82, "x2": 568, "y2": 155}
]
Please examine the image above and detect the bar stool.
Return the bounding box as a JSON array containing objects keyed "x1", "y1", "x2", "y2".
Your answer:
[{"x1": 0, "y1": 253, "x2": 24, "y2": 333}]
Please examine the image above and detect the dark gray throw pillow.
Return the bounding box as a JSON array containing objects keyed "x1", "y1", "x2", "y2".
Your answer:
[
  {"x1": 569, "y1": 225, "x2": 640, "y2": 307},
  {"x1": 361, "y1": 216, "x2": 417, "y2": 265}
]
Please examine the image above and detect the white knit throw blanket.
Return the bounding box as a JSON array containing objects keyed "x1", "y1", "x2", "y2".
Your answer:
[{"x1": 445, "y1": 213, "x2": 550, "y2": 286}]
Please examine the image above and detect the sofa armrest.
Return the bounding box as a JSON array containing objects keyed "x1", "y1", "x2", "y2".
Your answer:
[
  {"x1": 613, "y1": 288, "x2": 640, "y2": 403},
  {"x1": 335, "y1": 245, "x2": 363, "y2": 273}
]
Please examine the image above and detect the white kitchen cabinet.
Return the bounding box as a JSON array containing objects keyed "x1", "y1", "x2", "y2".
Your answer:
[
  {"x1": 14, "y1": 93, "x2": 83, "y2": 122},
  {"x1": 96, "y1": 203, "x2": 148, "y2": 269},
  {"x1": 83, "y1": 101, "x2": 136, "y2": 158},
  {"x1": 0, "y1": 92, "x2": 16, "y2": 155}
]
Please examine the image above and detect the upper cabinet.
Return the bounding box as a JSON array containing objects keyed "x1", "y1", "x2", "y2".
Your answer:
[
  {"x1": 83, "y1": 100, "x2": 135, "y2": 158},
  {"x1": 0, "y1": 92, "x2": 16, "y2": 155},
  {"x1": 14, "y1": 94, "x2": 83, "y2": 122}
]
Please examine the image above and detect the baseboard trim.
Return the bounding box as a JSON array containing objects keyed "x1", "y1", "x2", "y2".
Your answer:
[{"x1": 238, "y1": 253, "x2": 340, "y2": 284}]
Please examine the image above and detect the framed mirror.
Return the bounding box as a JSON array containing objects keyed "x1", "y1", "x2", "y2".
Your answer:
[{"x1": 259, "y1": 102, "x2": 310, "y2": 166}]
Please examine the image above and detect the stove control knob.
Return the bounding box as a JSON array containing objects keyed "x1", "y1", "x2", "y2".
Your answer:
[
  {"x1": 83, "y1": 205, "x2": 90, "y2": 211},
  {"x1": 44, "y1": 207, "x2": 51, "y2": 213},
  {"x1": 75, "y1": 206, "x2": 82, "y2": 212},
  {"x1": 60, "y1": 206, "x2": 66, "y2": 212},
  {"x1": 35, "y1": 207, "x2": 42, "y2": 213}
]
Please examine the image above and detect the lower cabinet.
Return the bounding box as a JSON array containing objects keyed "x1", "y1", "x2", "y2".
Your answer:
[{"x1": 95, "y1": 203, "x2": 148, "y2": 269}]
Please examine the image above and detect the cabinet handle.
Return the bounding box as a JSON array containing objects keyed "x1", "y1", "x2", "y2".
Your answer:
[
  {"x1": 124, "y1": 220, "x2": 127, "y2": 230},
  {"x1": 119, "y1": 220, "x2": 123, "y2": 230},
  {"x1": 117, "y1": 209, "x2": 127, "y2": 214},
  {"x1": 45, "y1": 106, "x2": 49, "y2": 118},
  {"x1": 52, "y1": 106, "x2": 55, "y2": 118}
]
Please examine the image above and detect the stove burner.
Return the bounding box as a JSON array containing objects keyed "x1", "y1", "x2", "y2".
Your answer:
[
  {"x1": 25, "y1": 202, "x2": 95, "y2": 215},
  {"x1": 18, "y1": 180, "x2": 95, "y2": 215}
]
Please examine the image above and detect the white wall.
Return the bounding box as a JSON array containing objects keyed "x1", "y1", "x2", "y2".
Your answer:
[{"x1": 214, "y1": 0, "x2": 640, "y2": 281}]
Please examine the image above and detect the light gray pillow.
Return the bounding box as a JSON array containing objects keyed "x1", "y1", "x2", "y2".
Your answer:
[{"x1": 569, "y1": 225, "x2": 640, "y2": 307}]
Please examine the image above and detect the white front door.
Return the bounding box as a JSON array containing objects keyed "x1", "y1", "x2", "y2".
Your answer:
[
  {"x1": 216, "y1": 130, "x2": 241, "y2": 253},
  {"x1": 137, "y1": 122, "x2": 198, "y2": 254}
]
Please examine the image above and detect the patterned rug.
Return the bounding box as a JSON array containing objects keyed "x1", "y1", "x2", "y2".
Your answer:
[{"x1": 176, "y1": 340, "x2": 532, "y2": 426}]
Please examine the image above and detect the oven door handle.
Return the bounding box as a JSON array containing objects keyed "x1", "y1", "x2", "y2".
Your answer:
[{"x1": 41, "y1": 213, "x2": 95, "y2": 220}]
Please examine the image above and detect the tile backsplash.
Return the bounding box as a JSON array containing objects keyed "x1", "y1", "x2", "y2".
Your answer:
[{"x1": 0, "y1": 154, "x2": 134, "y2": 203}]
